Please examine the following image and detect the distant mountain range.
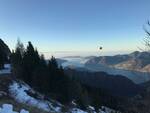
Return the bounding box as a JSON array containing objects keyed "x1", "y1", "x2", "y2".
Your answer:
[{"x1": 59, "y1": 51, "x2": 150, "y2": 84}]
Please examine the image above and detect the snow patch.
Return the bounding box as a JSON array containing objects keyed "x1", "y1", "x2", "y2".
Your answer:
[
  {"x1": 0, "y1": 104, "x2": 29, "y2": 113},
  {"x1": 20, "y1": 109, "x2": 29, "y2": 113},
  {"x1": 8, "y1": 81, "x2": 119, "y2": 113},
  {"x1": 71, "y1": 108, "x2": 88, "y2": 113},
  {"x1": 0, "y1": 64, "x2": 11, "y2": 74},
  {"x1": 9, "y1": 81, "x2": 62, "y2": 112},
  {"x1": 99, "y1": 106, "x2": 119, "y2": 113}
]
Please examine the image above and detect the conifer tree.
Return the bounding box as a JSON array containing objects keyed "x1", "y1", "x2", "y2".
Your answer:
[
  {"x1": 0, "y1": 48, "x2": 5, "y2": 69},
  {"x1": 10, "y1": 39, "x2": 24, "y2": 78},
  {"x1": 32, "y1": 54, "x2": 49, "y2": 92},
  {"x1": 0, "y1": 39, "x2": 11, "y2": 69},
  {"x1": 22, "y1": 41, "x2": 40, "y2": 84},
  {"x1": 11, "y1": 40, "x2": 87, "y2": 105}
]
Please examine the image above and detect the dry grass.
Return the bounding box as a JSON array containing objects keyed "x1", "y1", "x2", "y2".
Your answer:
[{"x1": 0, "y1": 75, "x2": 12, "y2": 92}]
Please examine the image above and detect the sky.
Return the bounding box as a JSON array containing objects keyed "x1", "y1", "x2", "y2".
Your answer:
[{"x1": 0, "y1": 0, "x2": 150, "y2": 58}]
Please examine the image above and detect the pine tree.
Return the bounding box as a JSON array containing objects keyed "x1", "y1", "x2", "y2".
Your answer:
[
  {"x1": 10, "y1": 39, "x2": 24, "y2": 78},
  {"x1": 0, "y1": 47, "x2": 5, "y2": 69},
  {"x1": 0, "y1": 39, "x2": 11, "y2": 69},
  {"x1": 32, "y1": 54, "x2": 49, "y2": 92},
  {"x1": 22, "y1": 41, "x2": 40, "y2": 84}
]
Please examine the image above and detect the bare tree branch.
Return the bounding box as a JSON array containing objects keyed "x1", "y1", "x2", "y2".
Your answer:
[
  {"x1": 148, "y1": 20, "x2": 150, "y2": 26},
  {"x1": 141, "y1": 21, "x2": 150, "y2": 52},
  {"x1": 143, "y1": 25, "x2": 150, "y2": 36}
]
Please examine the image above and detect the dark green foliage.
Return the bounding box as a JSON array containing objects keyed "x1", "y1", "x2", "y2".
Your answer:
[
  {"x1": 22, "y1": 42, "x2": 40, "y2": 84},
  {"x1": 76, "y1": 87, "x2": 89, "y2": 110},
  {"x1": 11, "y1": 40, "x2": 80, "y2": 104},
  {"x1": 0, "y1": 48, "x2": 5, "y2": 69},
  {"x1": 47, "y1": 58, "x2": 77, "y2": 103},
  {"x1": 32, "y1": 55, "x2": 49, "y2": 92},
  {"x1": 0, "y1": 39, "x2": 11, "y2": 69},
  {"x1": 10, "y1": 40, "x2": 24, "y2": 78}
]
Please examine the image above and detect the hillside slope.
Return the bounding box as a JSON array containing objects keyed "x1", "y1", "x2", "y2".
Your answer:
[
  {"x1": 0, "y1": 74, "x2": 120, "y2": 113},
  {"x1": 65, "y1": 69, "x2": 144, "y2": 97}
]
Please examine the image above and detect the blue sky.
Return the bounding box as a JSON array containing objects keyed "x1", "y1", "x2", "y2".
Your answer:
[{"x1": 0, "y1": 0, "x2": 150, "y2": 57}]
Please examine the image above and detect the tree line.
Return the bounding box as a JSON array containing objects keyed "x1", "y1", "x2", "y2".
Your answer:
[{"x1": 10, "y1": 40, "x2": 91, "y2": 107}]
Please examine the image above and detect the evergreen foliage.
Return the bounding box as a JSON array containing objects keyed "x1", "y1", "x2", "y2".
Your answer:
[
  {"x1": 0, "y1": 47, "x2": 5, "y2": 69},
  {"x1": 11, "y1": 40, "x2": 83, "y2": 104},
  {"x1": 0, "y1": 39, "x2": 11, "y2": 69}
]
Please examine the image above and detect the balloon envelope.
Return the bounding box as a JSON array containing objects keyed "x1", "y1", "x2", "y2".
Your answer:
[{"x1": 99, "y1": 47, "x2": 102, "y2": 50}]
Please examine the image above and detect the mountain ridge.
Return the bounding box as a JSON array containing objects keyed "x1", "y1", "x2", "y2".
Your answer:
[{"x1": 86, "y1": 51, "x2": 150, "y2": 73}]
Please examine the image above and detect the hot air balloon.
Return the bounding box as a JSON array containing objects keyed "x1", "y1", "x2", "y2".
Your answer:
[{"x1": 99, "y1": 47, "x2": 103, "y2": 50}]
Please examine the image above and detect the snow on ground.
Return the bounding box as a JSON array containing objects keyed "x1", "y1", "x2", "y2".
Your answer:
[
  {"x1": 71, "y1": 108, "x2": 88, "y2": 113},
  {"x1": 70, "y1": 106, "x2": 118, "y2": 113},
  {"x1": 9, "y1": 81, "x2": 62, "y2": 112},
  {"x1": 9, "y1": 81, "x2": 118, "y2": 113},
  {"x1": 88, "y1": 106, "x2": 95, "y2": 110},
  {"x1": 0, "y1": 103, "x2": 117, "y2": 113},
  {"x1": 9, "y1": 81, "x2": 119, "y2": 113},
  {"x1": 99, "y1": 106, "x2": 120, "y2": 113},
  {"x1": 0, "y1": 64, "x2": 11, "y2": 74},
  {"x1": 4, "y1": 64, "x2": 11, "y2": 69},
  {"x1": 0, "y1": 104, "x2": 29, "y2": 113}
]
